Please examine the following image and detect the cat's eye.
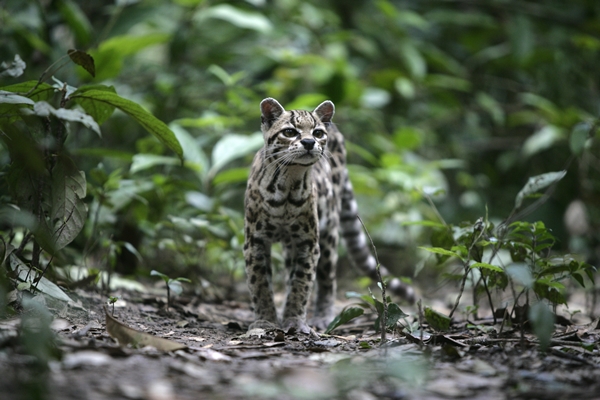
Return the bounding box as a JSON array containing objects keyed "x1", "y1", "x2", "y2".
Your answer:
[
  {"x1": 281, "y1": 128, "x2": 297, "y2": 138},
  {"x1": 313, "y1": 129, "x2": 325, "y2": 139}
]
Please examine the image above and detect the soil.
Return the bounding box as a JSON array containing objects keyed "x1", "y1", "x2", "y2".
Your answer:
[{"x1": 1, "y1": 281, "x2": 600, "y2": 400}]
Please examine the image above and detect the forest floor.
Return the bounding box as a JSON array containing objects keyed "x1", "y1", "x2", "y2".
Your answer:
[{"x1": 1, "y1": 278, "x2": 600, "y2": 400}]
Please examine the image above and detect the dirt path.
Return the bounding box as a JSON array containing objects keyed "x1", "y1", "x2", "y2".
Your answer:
[{"x1": 1, "y1": 285, "x2": 599, "y2": 400}]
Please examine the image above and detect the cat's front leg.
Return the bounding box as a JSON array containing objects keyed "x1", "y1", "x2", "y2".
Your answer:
[
  {"x1": 244, "y1": 233, "x2": 278, "y2": 330},
  {"x1": 282, "y1": 232, "x2": 319, "y2": 335}
]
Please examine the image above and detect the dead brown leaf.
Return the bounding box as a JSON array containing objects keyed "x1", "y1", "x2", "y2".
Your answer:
[{"x1": 104, "y1": 306, "x2": 186, "y2": 352}]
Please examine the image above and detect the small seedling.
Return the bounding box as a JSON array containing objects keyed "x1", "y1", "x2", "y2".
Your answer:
[
  {"x1": 150, "y1": 270, "x2": 191, "y2": 308},
  {"x1": 108, "y1": 296, "x2": 119, "y2": 315}
]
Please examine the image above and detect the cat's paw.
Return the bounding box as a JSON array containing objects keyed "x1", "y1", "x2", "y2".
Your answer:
[
  {"x1": 282, "y1": 317, "x2": 319, "y2": 337},
  {"x1": 248, "y1": 319, "x2": 279, "y2": 331}
]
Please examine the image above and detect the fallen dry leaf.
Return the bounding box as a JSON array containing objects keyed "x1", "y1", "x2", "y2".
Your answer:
[{"x1": 104, "y1": 306, "x2": 186, "y2": 352}]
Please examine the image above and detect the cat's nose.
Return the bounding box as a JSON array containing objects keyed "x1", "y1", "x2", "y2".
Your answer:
[{"x1": 300, "y1": 138, "x2": 315, "y2": 150}]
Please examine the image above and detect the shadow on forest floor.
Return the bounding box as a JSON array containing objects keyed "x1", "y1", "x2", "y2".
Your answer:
[{"x1": 1, "y1": 281, "x2": 599, "y2": 400}]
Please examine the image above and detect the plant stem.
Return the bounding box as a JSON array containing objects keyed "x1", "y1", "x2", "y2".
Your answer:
[{"x1": 356, "y1": 215, "x2": 387, "y2": 345}]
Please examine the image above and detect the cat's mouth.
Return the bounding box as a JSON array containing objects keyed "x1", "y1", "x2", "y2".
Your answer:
[{"x1": 295, "y1": 151, "x2": 319, "y2": 164}]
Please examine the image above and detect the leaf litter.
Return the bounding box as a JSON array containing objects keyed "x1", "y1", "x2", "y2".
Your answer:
[{"x1": 0, "y1": 282, "x2": 599, "y2": 400}]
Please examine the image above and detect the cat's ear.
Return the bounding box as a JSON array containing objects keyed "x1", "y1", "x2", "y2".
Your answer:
[
  {"x1": 260, "y1": 98, "x2": 285, "y2": 127},
  {"x1": 313, "y1": 100, "x2": 335, "y2": 124}
]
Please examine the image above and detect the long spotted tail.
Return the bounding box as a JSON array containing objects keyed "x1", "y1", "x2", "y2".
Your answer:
[{"x1": 340, "y1": 172, "x2": 416, "y2": 303}]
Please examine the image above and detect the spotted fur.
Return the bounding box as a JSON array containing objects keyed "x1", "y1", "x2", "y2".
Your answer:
[{"x1": 244, "y1": 98, "x2": 414, "y2": 333}]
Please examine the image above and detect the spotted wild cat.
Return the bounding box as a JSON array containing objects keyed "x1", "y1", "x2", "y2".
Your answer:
[{"x1": 244, "y1": 98, "x2": 414, "y2": 334}]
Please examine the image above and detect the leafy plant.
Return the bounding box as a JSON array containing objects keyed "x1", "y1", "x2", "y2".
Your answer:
[
  {"x1": 0, "y1": 50, "x2": 181, "y2": 298},
  {"x1": 108, "y1": 296, "x2": 119, "y2": 315},
  {"x1": 419, "y1": 170, "x2": 596, "y2": 347},
  {"x1": 150, "y1": 270, "x2": 191, "y2": 308}
]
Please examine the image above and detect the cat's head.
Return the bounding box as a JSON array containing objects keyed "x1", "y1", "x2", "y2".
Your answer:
[{"x1": 259, "y1": 98, "x2": 335, "y2": 166}]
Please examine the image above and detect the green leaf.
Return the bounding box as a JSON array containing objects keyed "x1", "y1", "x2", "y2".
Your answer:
[
  {"x1": 210, "y1": 133, "x2": 263, "y2": 178},
  {"x1": 470, "y1": 262, "x2": 504, "y2": 273},
  {"x1": 522, "y1": 125, "x2": 564, "y2": 157},
  {"x1": 324, "y1": 307, "x2": 364, "y2": 334},
  {"x1": 68, "y1": 49, "x2": 95, "y2": 77},
  {"x1": 345, "y1": 291, "x2": 376, "y2": 307},
  {"x1": 150, "y1": 270, "x2": 169, "y2": 282},
  {"x1": 506, "y1": 263, "x2": 534, "y2": 288},
  {"x1": 375, "y1": 303, "x2": 410, "y2": 331},
  {"x1": 424, "y1": 307, "x2": 451, "y2": 331},
  {"x1": 528, "y1": 302, "x2": 554, "y2": 351},
  {"x1": 72, "y1": 85, "x2": 116, "y2": 125},
  {"x1": 0, "y1": 81, "x2": 55, "y2": 102},
  {"x1": 167, "y1": 280, "x2": 184, "y2": 296},
  {"x1": 71, "y1": 90, "x2": 183, "y2": 159},
  {"x1": 9, "y1": 254, "x2": 75, "y2": 303},
  {"x1": 196, "y1": 4, "x2": 273, "y2": 33},
  {"x1": 130, "y1": 154, "x2": 180, "y2": 174},
  {"x1": 169, "y1": 123, "x2": 209, "y2": 174},
  {"x1": 286, "y1": 93, "x2": 329, "y2": 110},
  {"x1": 418, "y1": 246, "x2": 463, "y2": 260},
  {"x1": 50, "y1": 155, "x2": 87, "y2": 250},
  {"x1": 91, "y1": 33, "x2": 171, "y2": 80},
  {"x1": 213, "y1": 168, "x2": 249, "y2": 186},
  {"x1": 569, "y1": 122, "x2": 590, "y2": 156},
  {"x1": 514, "y1": 170, "x2": 567, "y2": 209}
]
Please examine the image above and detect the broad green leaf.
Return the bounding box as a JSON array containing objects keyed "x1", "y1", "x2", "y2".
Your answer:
[
  {"x1": 394, "y1": 76, "x2": 416, "y2": 99},
  {"x1": 210, "y1": 133, "x2": 263, "y2": 177},
  {"x1": 72, "y1": 85, "x2": 117, "y2": 125},
  {"x1": 470, "y1": 262, "x2": 504, "y2": 273},
  {"x1": 150, "y1": 270, "x2": 169, "y2": 282},
  {"x1": 476, "y1": 92, "x2": 504, "y2": 125},
  {"x1": 0, "y1": 81, "x2": 55, "y2": 102},
  {"x1": 361, "y1": 87, "x2": 391, "y2": 109},
  {"x1": 399, "y1": 41, "x2": 426, "y2": 78},
  {"x1": 522, "y1": 125, "x2": 564, "y2": 157},
  {"x1": 424, "y1": 307, "x2": 451, "y2": 331},
  {"x1": 514, "y1": 170, "x2": 567, "y2": 209},
  {"x1": 90, "y1": 33, "x2": 171, "y2": 80},
  {"x1": 393, "y1": 127, "x2": 422, "y2": 150},
  {"x1": 168, "y1": 280, "x2": 184, "y2": 296},
  {"x1": 213, "y1": 167, "x2": 250, "y2": 186},
  {"x1": 169, "y1": 123, "x2": 209, "y2": 172},
  {"x1": 374, "y1": 303, "x2": 409, "y2": 331},
  {"x1": 324, "y1": 307, "x2": 364, "y2": 334},
  {"x1": 186, "y1": 191, "x2": 214, "y2": 212},
  {"x1": 71, "y1": 90, "x2": 183, "y2": 159},
  {"x1": 345, "y1": 291, "x2": 376, "y2": 307},
  {"x1": 418, "y1": 246, "x2": 463, "y2": 260},
  {"x1": 425, "y1": 74, "x2": 471, "y2": 92},
  {"x1": 10, "y1": 254, "x2": 75, "y2": 303},
  {"x1": 196, "y1": 4, "x2": 273, "y2": 33},
  {"x1": 130, "y1": 154, "x2": 180, "y2": 174},
  {"x1": 286, "y1": 93, "x2": 329, "y2": 110},
  {"x1": 528, "y1": 302, "x2": 554, "y2": 351},
  {"x1": 506, "y1": 263, "x2": 534, "y2": 288},
  {"x1": 569, "y1": 122, "x2": 590, "y2": 156},
  {"x1": 50, "y1": 155, "x2": 87, "y2": 250}
]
